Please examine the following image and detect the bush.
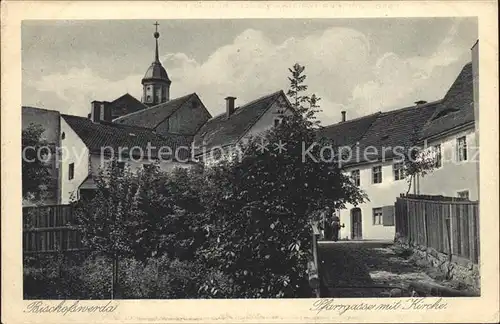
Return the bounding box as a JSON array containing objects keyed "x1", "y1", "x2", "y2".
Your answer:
[
  {"x1": 24, "y1": 253, "x2": 209, "y2": 299},
  {"x1": 23, "y1": 253, "x2": 87, "y2": 299},
  {"x1": 123, "y1": 256, "x2": 203, "y2": 298},
  {"x1": 79, "y1": 255, "x2": 113, "y2": 299}
]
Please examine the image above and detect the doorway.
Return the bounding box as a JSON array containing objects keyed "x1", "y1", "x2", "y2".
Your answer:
[{"x1": 351, "y1": 208, "x2": 362, "y2": 240}]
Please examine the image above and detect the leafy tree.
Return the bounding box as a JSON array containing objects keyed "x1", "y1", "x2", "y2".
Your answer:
[
  {"x1": 22, "y1": 123, "x2": 51, "y2": 201},
  {"x1": 73, "y1": 161, "x2": 139, "y2": 298},
  {"x1": 286, "y1": 63, "x2": 322, "y2": 128},
  {"x1": 287, "y1": 63, "x2": 309, "y2": 109},
  {"x1": 73, "y1": 161, "x2": 203, "y2": 298},
  {"x1": 195, "y1": 64, "x2": 366, "y2": 298},
  {"x1": 403, "y1": 128, "x2": 437, "y2": 194}
]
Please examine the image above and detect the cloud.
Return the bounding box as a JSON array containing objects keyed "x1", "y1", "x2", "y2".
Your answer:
[
  {"x1": 25, "y1": 24, "x2": 471, "y2": 125},
  {"x1": 349, "y1": 21, "x2": 469, "y2": 117},
  {"x1": 163, "y1": 27, "x2": 372, "y2": 123},
  {"x1": 27, "y1": 67, "x2": 143, "y2": 115}
]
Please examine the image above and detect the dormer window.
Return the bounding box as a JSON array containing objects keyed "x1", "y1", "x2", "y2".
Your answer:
[{"x1": 432, "y1": 107, "x2": 460, "y2": 120}]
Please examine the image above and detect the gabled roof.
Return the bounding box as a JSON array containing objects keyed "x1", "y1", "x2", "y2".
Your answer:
[
  {"x1": 110, "y1": 93, "x2": 147, "y2": 119},
  {"x1": 420, "y1": 62, "x2": 474, "y2": 140},
  {"x1": 62, "y1": 114, "x2": 192, "y2": 161},
  {"x1": 316, "y1": 112, "x2": 380, "y2": 148},
  {"x1": 193, "y1": 90, "x2": 287, "y2": 154},
  {"x1": 352, "y1": 101, "x2": 440, "y2": 164},
  {"x1": 113, "y1": 93, "x2": 201, "y2": 129},
  {"x1": 318, "y1": 101, "x2": 440, "y2": 166}
]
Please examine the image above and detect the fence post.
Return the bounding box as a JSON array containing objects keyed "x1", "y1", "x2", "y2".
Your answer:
[
  {"x1": 310, "y1": 221, "x2": 321, "y2": 298},
  {"x1": 423, "y1": 204, "x2": 429, "y2": 248}
]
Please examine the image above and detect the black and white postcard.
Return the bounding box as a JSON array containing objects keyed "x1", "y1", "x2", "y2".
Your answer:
[{"x1": 1, "y1": 1, "x2": 499, "y2": 323}]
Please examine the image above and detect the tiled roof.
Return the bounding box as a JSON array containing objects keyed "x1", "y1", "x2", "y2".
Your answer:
[
  {"x1": 318, "y1": 101, "x2": 440, "y2": 166},
  {"x1": 110, "y1": 93, "x2": 147, "y2": 119},
  {"x1": 420, "y1": 62, "x2": 474, "y2": 140},
  {"x1": 193, "y1": 90, "x2": 285, "y2": 154},
  {"x1": 113, "y1": 93, "x2": 196, "y2": 129},
  {"x1": 353, "y1": 101, "x2": 440, "y2": 164},
  {"x1": 316, "y1": 112, "x2": 380, "y2": 148},
  {"x1": 62, "y1": 114, "x2": 192, "y2": 161}
]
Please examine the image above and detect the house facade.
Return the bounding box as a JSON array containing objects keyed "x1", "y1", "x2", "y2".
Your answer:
[
  {"x1": 319, "y1": 101, "x2": 440, "y2": 240},
  {"x1": 418, "y1": 60, "x2": 478, "y2": 201},
  {"x1": 59, "y1": 110, "x2": 193, "y2": 203},
  {"x1": 319, "y1": 42, "x2": 479, "y2": 241},
  {"x1": 192, "y1": 91, "x2": 294, "y2": 165}
]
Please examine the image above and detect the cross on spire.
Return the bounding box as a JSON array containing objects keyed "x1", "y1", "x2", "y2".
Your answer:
[{"x1": 153, "y1": 21, "x2": 160, "y2": 62}]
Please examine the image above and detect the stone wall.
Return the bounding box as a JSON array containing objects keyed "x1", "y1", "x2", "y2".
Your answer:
[{"x1": 395, "y1": 236, "x2": 480, "y2": 292}]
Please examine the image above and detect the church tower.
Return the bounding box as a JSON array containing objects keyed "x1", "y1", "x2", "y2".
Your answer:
[{"x1": 141, "y1": 22, "x2": 171, "y2": 106}]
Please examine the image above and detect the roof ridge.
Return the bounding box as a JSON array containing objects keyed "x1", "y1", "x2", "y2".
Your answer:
[
  {"x1": 234, "y1": 91, "x2": 284, "y2": 144},
  {"x1": 152, "y1": 93, "x2": 196, "y2": 129},
  {"x1": 320, "y1": 111, "x2": 381, "y2": 130},
  {"x1": 207, "y1": 90, "x2": 284, "y2": 121},
  {"x1": 112, "y1": 93, "x2": 195, "y2": 123},
  {"x1": 345, "y1": 114, "x2": 380, "y2": 145},
  {"x1": 22, "y1": 106, "x2": 60, "y2": 114},
  {"x1": 442, "y1": 62, "x2": 472, "y2": 101},
  {"x1": 378, "y1": 99, "x2": 443, "y2": 117},
  {"x1": 62, "y1": 114, "x2": 158, "y2": 132},
  {"x1": 111, "y1": 93, "x2": 147, "y2": 107},
  {"x1": 355, "y1": 100, "x2": 441, "y2": 146}
]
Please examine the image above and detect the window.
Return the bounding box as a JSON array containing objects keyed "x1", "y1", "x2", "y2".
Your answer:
[
  {"x1": 156, "y1": 88, "x2": 161, "y2": 102},
  {"x1": 61, "y1": 132, "x2": 66, "y2": 140},
  {"x1": 434, "y1": 144, "x2": 442, "y2": 168},
  {"x1": 351, "y1": 169, "x2": 360, "y2": 186},
  {"x1": 393, "y1": 162, "x2": 404, "y2": 181},
  {"x1": 273, "y1": 118, "x2": 282, "y2": 127},
  {"x1": 373, "y1": 208, "x2": 383, "y2": 225},
  {"x1": 457, "y1": 190, "x2": 470, "y2": 200},
  {"x1": 457, "y1": 136, "x2": 467, "y2": 161},
  {"x1": 372, "y1": 166, "x2": 382, "y2": 184},
  {"x1": 68, "y1": 163, "x2": 74, "y2": 180}
]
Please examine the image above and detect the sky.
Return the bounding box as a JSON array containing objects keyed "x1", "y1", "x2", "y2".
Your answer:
[{"x1": 22, "y1": 18, "x2": 477, "y2": 125}]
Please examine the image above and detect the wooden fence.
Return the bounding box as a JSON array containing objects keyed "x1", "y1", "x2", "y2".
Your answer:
[
  {"x1": 395, "y1": 194, "x2": 479, "y2": 264},
  {"x1": 23, "y1": 204, "x2": 85, "y2": 253}
]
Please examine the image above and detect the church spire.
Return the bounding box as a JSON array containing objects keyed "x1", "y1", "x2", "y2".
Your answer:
[
  {"x1": 141, "y1": 21, "x2": 171, "y2": 106},
  {"x1": 154, "y1": 21, "x2": 160, "y2": 63}
]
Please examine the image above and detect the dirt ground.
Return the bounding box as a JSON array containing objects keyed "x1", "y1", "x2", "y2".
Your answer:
[{"x1": 317, "y1": 242, "x2": 478, "y2": 297}]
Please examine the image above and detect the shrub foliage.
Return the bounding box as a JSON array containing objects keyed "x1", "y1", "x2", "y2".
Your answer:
[{"x1": 24, "y1": 63, "x2": 365, "y2": 299}]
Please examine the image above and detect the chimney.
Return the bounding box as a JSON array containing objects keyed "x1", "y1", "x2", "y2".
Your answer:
[
  {"x1": 414, "y1": 100, "x2": 427, "y2": 106},
  {"x1": 90, "y1": 101, "x2": 112, "y2": 123},
  {"x1": 90, "y1": 101, "x2": 101, "y2": 123},
  {"x1": 341, "y1": 111, "x2": 346, "y2": 122},
  {"x1": 225, "y1": 96, "x2": 236, "y2": 117},
  {"x1": 101, "y1": 101, "x2": 112, "y2": 122}
]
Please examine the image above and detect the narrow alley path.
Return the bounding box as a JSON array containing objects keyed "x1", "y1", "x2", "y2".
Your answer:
[{"x1": 317, "y1": 241, "x2": 477, "y2": 297}]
